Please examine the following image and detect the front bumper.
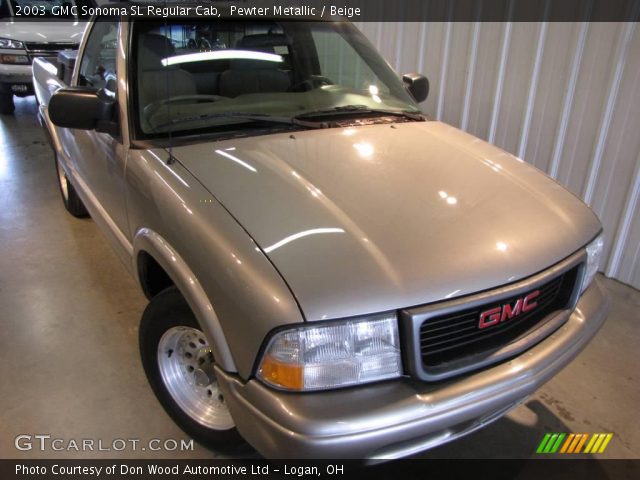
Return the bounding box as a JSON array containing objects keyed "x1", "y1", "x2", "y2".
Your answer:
[
  {"x1": 0, "y1": 63, "x2": 34, "y2": 95},
  {"x1": 216, "y1": 278, "x2": 610, "y2": 459}
]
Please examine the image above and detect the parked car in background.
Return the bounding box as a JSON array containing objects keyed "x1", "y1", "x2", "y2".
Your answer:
[
  {"x1": 33, "y1": 13, "x2": 610, "y2": 459},
  {"x1": 0, "y1": 0, "x2": 86, "y2": 113}
]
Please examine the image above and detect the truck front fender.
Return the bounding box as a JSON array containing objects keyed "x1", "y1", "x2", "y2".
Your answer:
[{"x1": 133, "y1": 228, "x2": 238, "y2": 373}]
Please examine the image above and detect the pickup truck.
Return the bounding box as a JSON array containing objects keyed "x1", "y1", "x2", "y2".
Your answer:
[
  {"x1": 0, "y1": 0, "x2": 87, "y2": 113},
  {"x1": 33, "y1": 13, "x2": 610, "y2": 459}
]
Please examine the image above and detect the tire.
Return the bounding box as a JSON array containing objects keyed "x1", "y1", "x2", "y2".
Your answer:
[
  {"x1": 139, "y1": 287, "x2": 245, "y2": 452},
  {"x1": 0, "y1": 88, "x2": 15, "y2": 115},
  {"x1": 55, "y1": 153, "x2": 89, "y2": 218}
]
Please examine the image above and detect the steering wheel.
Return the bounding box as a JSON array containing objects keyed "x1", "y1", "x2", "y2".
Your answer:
[
  {"x1": 289, "y1": 75, "x2": 333, "y2": 92},
  {"x1": 144, "y1": 94, "x2": 226, "y2": 119}
]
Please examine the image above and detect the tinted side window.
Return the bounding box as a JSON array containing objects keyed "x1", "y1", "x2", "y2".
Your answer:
[{"x1": 78, "y1": 21, "x2": 118, "y2": 95}]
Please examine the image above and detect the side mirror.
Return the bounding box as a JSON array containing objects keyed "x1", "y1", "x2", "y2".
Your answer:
[
  {"x1": 49, "y1": 87, "x2": 117, "y2": 134},
  {"x1": 402, "y1": 73, "x2": 429, "y2": 103}
]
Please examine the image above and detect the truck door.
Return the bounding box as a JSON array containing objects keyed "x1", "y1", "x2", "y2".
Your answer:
[{"x1": 62, "y1": 20, "x2": 130, "y2": 246}]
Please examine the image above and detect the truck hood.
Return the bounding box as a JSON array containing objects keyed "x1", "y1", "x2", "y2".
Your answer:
[
  {"x1": 173, "y1": 121, "x2": 601, "y2": 321},
  {"x1": 0, "y1": 21, "x2": 86, "y2": 43}
]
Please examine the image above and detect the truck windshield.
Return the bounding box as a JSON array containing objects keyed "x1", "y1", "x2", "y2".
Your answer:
[{"x1": 132, "y1": 20, "x2": 422, "y2": 138}]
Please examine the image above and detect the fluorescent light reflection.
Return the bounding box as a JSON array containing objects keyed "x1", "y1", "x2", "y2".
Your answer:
[
  {"x1": 264, "y1": 228, "x2": 345, "y2": 253},
  {"x1": 215, "y1": 149, "x2": 257, "y2": 173},
  {"x1": 438, "y1": 190, "x2": 458, "y2": 205},
  {"x1": 162, "y1": 50, "x2": 283, "y2": 67},
  {"x1": 354, "y1": 142, "x2": 374, "y2": 158}
]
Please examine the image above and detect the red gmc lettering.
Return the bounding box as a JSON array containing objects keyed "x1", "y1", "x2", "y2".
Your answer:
[
  {"x1": 523, "y1": 290, "x2": 540, "y2": 312},
  {"x1": 478, "y1": 307, "x2": 501, "y2": 329},
  {"x1": 500, "y1": 298, "x2": 522, "y2": 322},
  {"x1": 478, "y1": 290, "x2": 541, "y2": 330}
]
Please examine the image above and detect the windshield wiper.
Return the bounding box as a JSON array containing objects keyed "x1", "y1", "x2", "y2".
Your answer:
[
  {"x1": 156, "y1": 111, "x2": 322, "y2": 130},
  {"x1": 154, "y1": 106, "x2": 424, "y2": 132},
  {"x1": 294, "y1": 105, "x2": 426, "y2": 121}
]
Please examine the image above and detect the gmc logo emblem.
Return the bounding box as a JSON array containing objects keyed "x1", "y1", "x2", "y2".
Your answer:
[{"x1": 478, "y1": 290, "x2": 540, "y2": 330}]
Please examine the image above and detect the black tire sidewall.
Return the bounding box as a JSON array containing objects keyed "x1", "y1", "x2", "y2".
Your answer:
[
  {"x1": 139, "y1": 287, "x2": 245, "y2": 452},
  {"x1": 54, "y1": 154, "x2": 89, "y2": 218},
  {"x1": 0, "y1": 87, "x2": 15, "y2": 115}
]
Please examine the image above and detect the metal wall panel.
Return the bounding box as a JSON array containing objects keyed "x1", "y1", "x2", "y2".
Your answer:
[{"x1": 355, "y1": 21, "x2": 640, "y2": 289}]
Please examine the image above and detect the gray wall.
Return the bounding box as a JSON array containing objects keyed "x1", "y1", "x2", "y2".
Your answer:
[{"x1": 356, "y1": 21, "x2": 640, "y2": 289}]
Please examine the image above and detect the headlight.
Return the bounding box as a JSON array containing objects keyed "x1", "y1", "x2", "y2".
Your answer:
[
  {"x1": 257, "y1": 313, "x2": 402, "y2": 391},
  {"x1": 0, "y1": 38, "x2": 25, "y2": 49},
  {"x1": 581, "y1": 234, "x2": 604, "y2": 294}
]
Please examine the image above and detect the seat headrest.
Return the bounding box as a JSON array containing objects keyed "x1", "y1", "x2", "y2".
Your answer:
[
  {"x1": 237, "y1": 33, "x2": 288, "y2": 53},
  {"x1": 139, "y1": 34, "x2": 176, "y2": 70},
  {"x1": 230, "y1": 33, "x2": 289, "y2": 71}
]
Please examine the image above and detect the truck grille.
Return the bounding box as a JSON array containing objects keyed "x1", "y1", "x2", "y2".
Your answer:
[
  {"x1": 419, "y1": 266, "x2": 578, "y2": 369},
  {"x1": 400, "y1": 252, "x2": 585, "y2": 382},
  {"x1": 24, "y1": 42, "x2": 78, "y2": 52},
  {"x1": 24, "y1": 42, "x2": 78, "y2": 60}
]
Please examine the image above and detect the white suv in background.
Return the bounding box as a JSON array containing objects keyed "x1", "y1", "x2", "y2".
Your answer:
[{"x1": 0, "y1": 0, "x2": 85, "y2": 113}]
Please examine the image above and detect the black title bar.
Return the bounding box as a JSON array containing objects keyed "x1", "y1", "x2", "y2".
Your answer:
[
  {"x1": 4, "y1": 0, "x2": 640, "y2": 22},
  {"x1": 2, "y1": 459, "x2": 639, "y2": 480}
]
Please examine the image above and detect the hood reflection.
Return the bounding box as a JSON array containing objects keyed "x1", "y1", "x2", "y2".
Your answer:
[{"x1": 264, "y1": 228, "x2": 345, "y2": 254}]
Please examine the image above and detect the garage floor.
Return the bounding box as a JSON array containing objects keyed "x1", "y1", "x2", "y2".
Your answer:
[{"x1": 1, "y1": 97, "x2": 638, "y2": 460}]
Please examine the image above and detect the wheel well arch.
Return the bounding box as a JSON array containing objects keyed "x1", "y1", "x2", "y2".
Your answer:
[
  {"x1": 133, "y1": 228, "x2": 237, "y2": 373},
  {"x1": 137, "y1": 250, "x2": 175, "y2": 299}
]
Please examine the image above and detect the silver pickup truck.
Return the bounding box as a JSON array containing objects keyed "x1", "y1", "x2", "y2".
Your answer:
[{"x1": 33, "y1": 15, "x2": 610, "y2": 459}]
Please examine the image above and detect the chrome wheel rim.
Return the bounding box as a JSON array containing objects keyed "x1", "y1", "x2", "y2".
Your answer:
[
  {"x1": 56, "y1": 157, "x2": 69, "y2": 202},
  {"x1": 157, "y1": 326, "x2": 234, "y2": 430}
]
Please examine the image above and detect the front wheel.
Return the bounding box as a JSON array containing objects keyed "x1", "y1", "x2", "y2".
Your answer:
[{"x1": 139, "y1": 287, "x2": 245, "y2": 451}]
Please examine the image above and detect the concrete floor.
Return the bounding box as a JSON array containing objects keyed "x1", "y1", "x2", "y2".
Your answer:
[{"x1": 0, "y1": 96, "x2": 638, "y2": 460}]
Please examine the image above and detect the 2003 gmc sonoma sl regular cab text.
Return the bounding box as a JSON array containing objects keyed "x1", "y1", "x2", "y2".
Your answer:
[
  {"x1": 32, "y1": 8, "x2": 610, "y2": 459},
  {"x1": 12, "y1": 5, "x2": 361, "y2": 19}
]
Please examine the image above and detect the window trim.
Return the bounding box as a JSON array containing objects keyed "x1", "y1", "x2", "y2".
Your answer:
[
  {"x1": 72, "y1": 17, "x2": 123, "y2": 142},
  {"x1": 74, "y1": 19, "x2": 118, "y2": 92}
]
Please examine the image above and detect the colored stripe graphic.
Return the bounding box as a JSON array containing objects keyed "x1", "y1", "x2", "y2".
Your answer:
[
  {"x1": 574, "y1": 433, "x2": 589, "y2": 453},
  {"x1": 585, "y1": 433, "x2": 614, "y2": 454},
  {"x1": 536, "y1": 433, "x2": 552, "y2": 453},
  {"x1": 598, "y1": 433, "x2": 613, "y2": 453},
  {"x1": 560, "y1": 434, "x2": 575, "y2": 453},
  {"x1": 537, "y1": 433, "x2": 613, "y2": 454},
  {"x1": 591, "y1": 434, "x2": 606, "y2": 453},
  {"x1": 567, "y1": 434, "x2": 583, "y2": 453},
  {"x1": 544, "y1": 433, "x2": 559, "y2": 453},
  {"x1": 584, "y1": 434, "x2": 599, "y2": 453},
  {"x1": 536, "y1": 433, "x2": 565, "y2": 453},
  {"x1": 550, "y1": 433, "x2": 566, "y2": 453}
]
